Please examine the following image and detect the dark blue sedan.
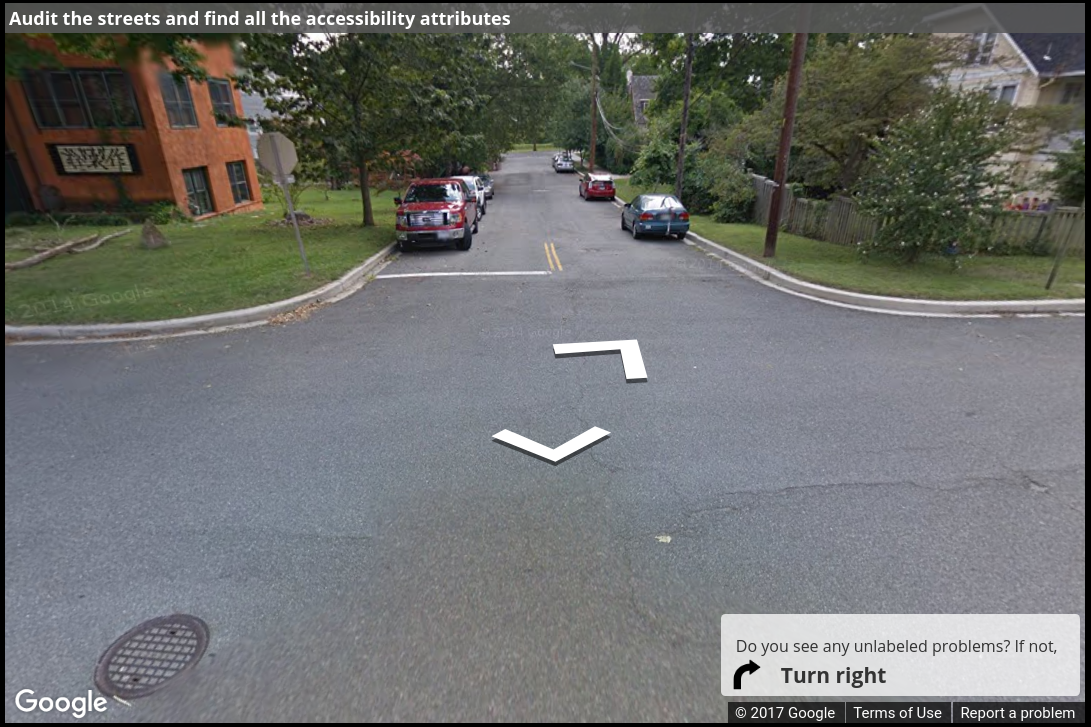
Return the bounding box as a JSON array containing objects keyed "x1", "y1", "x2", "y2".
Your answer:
[{"x1": 621, "y1": 194, "x2": 690, "y2": 239}]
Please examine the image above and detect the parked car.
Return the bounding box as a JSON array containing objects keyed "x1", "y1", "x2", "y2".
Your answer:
[
  {"x1": 394, "y1": 178, "x2": 478, "y2": 252},
  {"x1": 453, "y1": 175, "x2": 487, "y2": 218},
  {"x1": 480, "y1": 174, "x2": 494, "y2": 199},
  {"x1": 553, "y1": 156, "x2": 575, "y2": 173},
  {"x1": 620, "y1": 193, "x2": 690, "y2": 240},
  {"x1": 579, "y1": 173, "x2": 615, "y2": 201}
]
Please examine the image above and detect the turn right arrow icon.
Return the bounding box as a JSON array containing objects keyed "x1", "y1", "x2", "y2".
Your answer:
[{"x1": 553, "y1": 340, "x2": 647, "y2": 382}]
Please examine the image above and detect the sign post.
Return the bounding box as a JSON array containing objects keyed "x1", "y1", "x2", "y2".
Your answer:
[{"x1": 257, "y1": 132, "x2": 310, "y2": 275}]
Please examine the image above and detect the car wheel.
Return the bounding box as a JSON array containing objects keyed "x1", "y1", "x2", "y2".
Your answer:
[
  {"x1": 481, "y1": 202, "x2": 486, "y2": 217},
  {"x1": 676, "y1": 231, "x2": 687, "y2": 240},
  {"x1": 457, "y1": 225, "x2": 473, "y2": 250},
  {"x1": 631, "y1": 221, "x2": 640, "y2": 239},
  {"x1": 398, "y1": 239, "x2": 413, "y2": 253},
  {"x1": 621, "y1": 215, "x2": 627, "y2": 230},
  {"x1": 472, "y1": 217, "x2": 479, "y2": 234}
]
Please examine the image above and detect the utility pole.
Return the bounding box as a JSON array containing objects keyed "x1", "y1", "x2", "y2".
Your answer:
[
  {"x1": 589, "y1": 37, "x2": 599, "y2": 173},
  {"x1": 764, "y1": 4, "x2": 812, "y2": 258},
  {"x1": 674, "y1": 33, "x2": 696, "y2": 201}
]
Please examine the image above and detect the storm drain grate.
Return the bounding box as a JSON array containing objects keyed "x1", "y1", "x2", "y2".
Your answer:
[{"x1": 94, "y1": 614, "x2": 210, "y2": 699}]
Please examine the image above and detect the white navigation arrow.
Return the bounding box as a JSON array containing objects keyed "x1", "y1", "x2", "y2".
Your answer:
[
  {"x1": 493, "y1": 427, "x2": 610, "y2": 464},
  {"x1": 553, "y1": 340, "x2": 647, "y2": 382}
]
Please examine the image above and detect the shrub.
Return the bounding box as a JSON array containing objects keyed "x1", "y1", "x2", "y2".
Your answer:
[
  {"x1": 5, "y1": 212, "x2": 46, "y2": 227},
  {"x1": 856, "y1": 87, "x2": 1017, "y2": 264}
]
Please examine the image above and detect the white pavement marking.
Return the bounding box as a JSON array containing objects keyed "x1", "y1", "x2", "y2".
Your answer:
[
  {"x1": 553, "y1": 340, "x2": 648, "y2": 382},
  {"x1": 493, "y1": 427, "x2": 610, "y2": 464},
  {"x1": 374, "y1": 271, "x2": 552, "y2": 279}
]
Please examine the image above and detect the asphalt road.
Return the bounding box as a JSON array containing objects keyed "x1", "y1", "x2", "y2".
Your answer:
[{"x1": 5, "y1": 152, "x2": 1085, "y2": 722}]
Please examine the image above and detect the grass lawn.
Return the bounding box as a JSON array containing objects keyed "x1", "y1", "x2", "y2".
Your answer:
[
  {"x1": 5, "y1": 189, "x2": 397, "y2": 326},
  {"x1": 508, "y1": 143, "x2": 560, "y2": 152},
  {"x1": 614, "y1": 180, "x2": 1085, "y2": 301}
]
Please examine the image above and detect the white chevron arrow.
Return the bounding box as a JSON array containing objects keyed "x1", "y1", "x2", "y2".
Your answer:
[
  {"x1": 553, "y1": 340, "x2": 647, "y2": 382},
  {"x1": 493, "y1": 427, "x2": 610, "y2": 464}
]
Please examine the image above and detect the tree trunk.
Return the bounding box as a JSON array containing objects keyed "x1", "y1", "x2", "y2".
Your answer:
[
  {"x1": 358, "y1": 157, "x2": 375, "y2": 227},
  {"x1": 674, "y1": 33, "x2": 696, "y2": 201}
]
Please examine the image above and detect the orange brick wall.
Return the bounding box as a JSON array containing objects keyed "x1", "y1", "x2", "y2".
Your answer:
[{"x1": 5, "y1": 39, "x2": 262, "y2": 217}]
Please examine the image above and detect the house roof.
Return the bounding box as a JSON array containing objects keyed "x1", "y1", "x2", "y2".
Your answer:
[
  {"x1": 1007, "y1": 34, "x2": 1085, "y2": 76},
  {"x1": 628, "y1": 74, "x2": 657, "y2": 125}
]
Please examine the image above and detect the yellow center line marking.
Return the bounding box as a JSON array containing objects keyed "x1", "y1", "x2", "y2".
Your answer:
[
  {"x1": 544, "y1": 242, "x2": 555, "y2": 272},
  {"x1": 550, "y1": 242, "x2": 563, "y2": 271}
]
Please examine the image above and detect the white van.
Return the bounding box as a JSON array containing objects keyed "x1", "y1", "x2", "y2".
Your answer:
[{"x1": 453, "y1": 176, "x2": 487, "y2": 219}]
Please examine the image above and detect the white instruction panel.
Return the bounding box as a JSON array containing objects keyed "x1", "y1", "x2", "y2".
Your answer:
[{"x1": 721, "y1": 614, "x2": 1081, "y2": 697}]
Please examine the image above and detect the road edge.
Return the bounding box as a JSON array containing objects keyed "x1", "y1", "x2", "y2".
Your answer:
[
  {"x1": 5, "y1": 243, "x2": 398, "y2": 344},
  {"x1": 613, "y1": 197, "x2": 1084, "y2": 318}
]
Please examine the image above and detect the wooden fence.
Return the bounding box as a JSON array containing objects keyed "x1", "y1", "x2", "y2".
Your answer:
[{"x1": 751, "y1": 174, "x2": 1085, "y2": 258}]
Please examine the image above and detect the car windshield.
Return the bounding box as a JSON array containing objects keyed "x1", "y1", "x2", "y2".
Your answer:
[
  {"x1": 645, "y1": 195, "x2": 682, "y2": 209},
  {"x1": 404, "y1": 183, "x2": 462, "y2": 203}
]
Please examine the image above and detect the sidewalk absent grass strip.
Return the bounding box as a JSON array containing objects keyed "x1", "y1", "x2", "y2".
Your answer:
[
  {"x1": 5, "y1": 189, "x2": 396, "y2": 326},
  {"x1": 614, "y1": 180, "x2": 1085, "y2": 301}
]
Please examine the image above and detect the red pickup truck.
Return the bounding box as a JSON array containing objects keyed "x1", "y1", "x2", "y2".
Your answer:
[{"x1": 394, "y1": 178, "x2": 479, "y2": 252}]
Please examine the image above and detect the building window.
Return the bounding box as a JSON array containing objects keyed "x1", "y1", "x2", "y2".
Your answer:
[
  {"x1": 985, "y1": 84, "x2": 1018, "y2": 104},
  {"x1": 182, "y1": 167, "x2": 214, "y2": 216},
  {"x1": 23, "y1": 69, "x2": 141, "y2": 129},
  {"x1": 966, "y1": 32, "x2": 997, "y2": 65},
  {"x1": 159, "y1": 72, "x2": 198, "y2": 128},
  {"x1": 226, "y1": 161, "x2": 252, "y2": 204},
  {"x1": 208, "y1": 79, "x2": 237, "y2": 126},
  {"x1": 1062, "y1": 82, "x2": 1083, "y2": 105},
  {"x1": 77, "y1": 71, "x2": 143, "y2": 128}
]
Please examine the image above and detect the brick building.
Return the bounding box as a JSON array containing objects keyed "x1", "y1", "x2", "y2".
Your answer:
[{"x1": 4, "y1": 39, "x2": 262, "y2": 219}]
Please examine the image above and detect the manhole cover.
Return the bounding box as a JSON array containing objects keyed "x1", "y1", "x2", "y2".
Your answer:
[{"x1": 94, "y1": 614, "x2": 210, "y2": 699}]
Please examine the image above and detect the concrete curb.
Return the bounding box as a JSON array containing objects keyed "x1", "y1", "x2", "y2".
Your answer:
[
  {"x1": 6, "y1": 243, "x2": 397, "y2": 342},
  {"x1": 613, "y1": 196, "x2": 1084, "y2": 317}
]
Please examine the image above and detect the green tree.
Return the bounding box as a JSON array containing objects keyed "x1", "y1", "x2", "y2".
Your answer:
[
  {"x1": 240, "y1": 33, "x2": 467, "y2": 226},
  {"x1": 550, "y1": 78, "x2": 592, "y2": 154},
  {"x1": 1040, "y1": 138, "x2": 1085, "y2": 205},
  {"x1": 407, "y1": 34, "x2": 491, "y2": 176},
  {"x1": 856, "y1": 86, "x2": 1022, "y2": 264},
  {"x1": 484, "y1": 34, "x2": 581, "y2": 153},
  {"x1": 740, "y1": 34, "x2": 957, "y2": 193},
  {"x1": 630, "y1": 89, "x2": 742, "y2": 210},
  {"x1": 647, "y1": 33, "x2": 794, "y2": 115}
]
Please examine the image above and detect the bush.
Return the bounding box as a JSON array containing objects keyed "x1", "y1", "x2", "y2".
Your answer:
[
  {"x1": 696, "y1": 130, "x2": 756, "y2": 222},
  {"x1": 5, "y1": 212, "x2": 46, "y2": 227},
  {"x1": 856, "y1": 87, "x2": 1017, "y2": 263},
  {"x1": 139, "y1": 202, "x2": 185, "y2": 225},
  {"x1": 707, "y1": 163, "x2": 756, "y2": 223}
]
